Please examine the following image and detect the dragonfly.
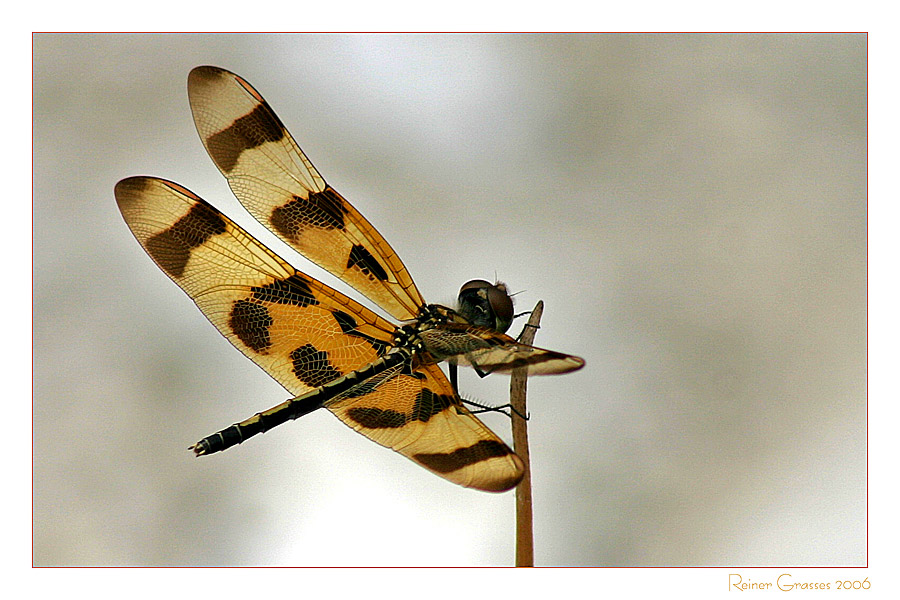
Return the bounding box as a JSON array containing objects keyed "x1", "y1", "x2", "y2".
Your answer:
[{"x1": 115, "y1": 66, "x2": 584, "y2": 492}]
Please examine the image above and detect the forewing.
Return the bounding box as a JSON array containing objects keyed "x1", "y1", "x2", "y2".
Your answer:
[
  {"x1": 421, "y1": 324, "x2": 585, "y2": 376},
  {"x1": 115, "y1": 176, "x2": 397, "y2": 397},
  {"x1": 187, "y1": 66, "x2": 425, "y2": 321},
  {"x1": 325, "y1": 362, "x2": 525, "y2": 492}
]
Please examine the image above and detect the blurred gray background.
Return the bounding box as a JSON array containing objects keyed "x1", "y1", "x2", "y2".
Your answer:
[{"x1": 33, "y1": 34, "x2": 866, "y2": 566}]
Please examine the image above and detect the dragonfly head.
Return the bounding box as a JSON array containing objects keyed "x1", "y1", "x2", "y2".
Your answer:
[{"x1": 456, "y1": 280, "x2": 514, "y2": 334}]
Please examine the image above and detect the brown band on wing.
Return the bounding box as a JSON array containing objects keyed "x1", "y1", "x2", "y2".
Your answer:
[
  {"x1": 347, "y1": 244, "x2": 389, "y2": 282},
  {"x1": 228, "y1": 299, "x2": 273, "y2": 353},
  {"x1": 269, "y1": 188, "x2": 348, "y2": 239},
  {"x1": 344, "y1": 406, "x2": 406, "y2": 429},
  {"x1": 345, "y1": 387, "x2": 455, "y2": 429},
  {"x1": 145, "y1": 202, "x2": 227, "y2": 278},
  {"x1": 290, "y1": 343, "x2": 342, "y2": 387},
  {"x1": 205, "y1": 104, "x2": 286, "y2": 173},
  {"x1": 479, "y1": 349, "x2": 581, "y2": 373},
  {"x1": 249, "y1": 274, "x2": 319, "y2": 307},
  {"x1": 413, "y1": 440, "x2": 515, "y2": 474},
  {"x1": 332, "y1": 310, "x2": 391, "y2": 356}
]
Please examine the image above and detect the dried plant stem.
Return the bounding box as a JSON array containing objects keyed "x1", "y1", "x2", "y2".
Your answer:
[{"x1": 510, "y1": 300, "x2": 544, "y2": 567}]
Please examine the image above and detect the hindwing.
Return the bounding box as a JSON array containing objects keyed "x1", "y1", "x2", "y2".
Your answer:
[{"x1": 326, "y1": 361, "x2": 525, "y2": 492}]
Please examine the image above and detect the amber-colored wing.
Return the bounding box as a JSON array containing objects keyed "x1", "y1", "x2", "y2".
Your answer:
[
  {"x1": 326, "y1": 361, "x2": 525, "y2": 492},
  {"x1": 187, "y1": 66, "x2": 425, "y2": 322},
  {"x1": 421, "y1": 324, "x2": 585, "y2": 376},
  {"x1": 114, "y1": 176, "x2": 397, "y2": 398}
]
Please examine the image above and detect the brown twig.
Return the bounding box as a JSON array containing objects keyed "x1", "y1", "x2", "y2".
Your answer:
[{"x1": 510, "y1": 300, "x2": 543, "y2": 567}]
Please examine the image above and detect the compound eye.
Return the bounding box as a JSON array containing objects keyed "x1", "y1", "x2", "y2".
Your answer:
[
  {"x1": 458, "y1": 279, "x2": 493, "y2": 295},
  {"x1": 486, "y1": 283, "x2": 514, "y2": 334},
  {"x1": 457, "y1": 279, "x2": 514, "y2": 334}
]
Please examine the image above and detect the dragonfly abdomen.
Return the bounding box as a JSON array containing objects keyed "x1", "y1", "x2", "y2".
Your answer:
[{"x1": 191, "y1": 349, "x2": 410, "y2": 456}]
